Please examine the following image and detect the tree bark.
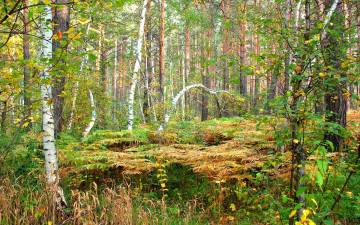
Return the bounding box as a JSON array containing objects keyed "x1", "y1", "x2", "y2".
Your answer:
[
  {"x1": 23, "y1": 0, "x2": 31, "y2": 131},
  {"x1": 52, "y1": 0, "x2": 70, "y2": 136},
  {"x1": 222, "y1": 0, "x2": 230, "y2": 91},
  {"x1": 83, "y1": 89, "x2": 96, "y2": 139},
  {"x1": 127, "y1": 0, "x2": 149, "y2": 130},
  {"x1": 40, "y1": 1, "x2": 67, "y2": 210},
  {"x1": 159, "y1": 0, "x2": 165, "y2": 101},
  {"x1": 239, "y1": 0, "x2": 247, "y2": 96},
  {"x1": 201, "y1": 2, "x2": 209, "y2": 122},
  {"x1": 323, "y1": 0, "x2": 347, "y2": 152},
  {"x1": 143, "y1": 0, "x2": 152, "y2": 123}
]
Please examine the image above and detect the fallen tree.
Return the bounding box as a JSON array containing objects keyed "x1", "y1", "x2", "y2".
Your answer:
[{"x1": 158, "y1": 84, "x2": 233, "y2": 131}]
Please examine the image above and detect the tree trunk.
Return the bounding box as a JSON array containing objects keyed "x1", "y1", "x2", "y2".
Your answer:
[
  {"x1": 159, "y1": 0, "x2": 165, "y2": 101},
  {"x1": 323, "y1": 0, "x2": 347, "y2": 152},
  {"x1": 201, "y1": 2, "x2": 209, "y2": 122},
  {"x1": 239, "y1": 0, "x2": 247, "y2": 96},
  {"x1": 127, "y1": 0, "x2": 149, "y2": 130},
  {"x1": 83, "y1": 89, "x2": 96, "y2": 139},
  {"x1": 23, "y1": 0, "x2": 31, "y2": 131},
  {"x1": 52, "y1": 0, "x2": 70, "y2": 136},
  {"x1": 222, "y1": 0, "x2": 230, "y2": 91},
  {"x1": 143, "y1": 0, "x2": 152, "y2": 123},
  {"x1": 40, "y1": 1, "x2": 67, "y2": 211}
]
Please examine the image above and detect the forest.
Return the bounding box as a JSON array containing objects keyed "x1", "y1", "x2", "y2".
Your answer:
[{"x1": 0, "y1": 0, "x2": 360, "y2": 224}]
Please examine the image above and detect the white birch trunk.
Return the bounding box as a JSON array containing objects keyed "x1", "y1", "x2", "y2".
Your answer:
[
  {"x1": 40, "y1": 3, "x2": 56, "y2": 186},
  {"x1": 40, "y1": 2, "x2": 67, "y2": 210},
  {"x1": 158, "y1": 84, "x2": 232, "y2": 131},
  {"x1": 321, "y1": 0, "x2": 340, "y2": 39},
  {"x1": 127, "y1": 0, "x2": 148, "y2": 130},
  {"x1": 82, "y1": 89, "x2": 96, "y2": 139},
  {"x1": 181, "y1": 29, "x2": 186, "y2": 120}
]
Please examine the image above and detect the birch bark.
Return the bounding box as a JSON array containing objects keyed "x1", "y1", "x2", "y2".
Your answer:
[
  {"x1": 40, "y1": 2, "x2": 67, "y2": 210},
  {"x1": 127, "y1": 0, "x2": 148, "y2": 130},
  {"x1": 82, "y1": 89, "x2": 96, "y2": 139}
]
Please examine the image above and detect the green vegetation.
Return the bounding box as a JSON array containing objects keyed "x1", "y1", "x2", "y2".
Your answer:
[{"x1": 1, "y1": 116, "x2": 360, "y2": 224}]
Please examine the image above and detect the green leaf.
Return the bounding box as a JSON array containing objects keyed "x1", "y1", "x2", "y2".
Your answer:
[
  {"x1": 89, "y1": 53, "x2": 97, "y2": 61},
  {"x1": 294, "y1": 203, "x2": 303, "y2": 211},
  {"x1": 230, "y1": 203, "x2": 236, "y2": 211},
  {"x1": 225, "y1": 23, "x2": 232, "y2": 29},
  {"x1": 296, "y1": 187, "x2": 307, "y2": 197},
  {"x1": 317, "y1": 159, "x2": 327, "y2": 175},
  {"x1": 318, "y1": 146, "x2": 327, "y2": 158},
  {"x1": 28, "y1": 12, "x2": 34, "y2": 19},
  {"x1": 282, "y1": 195, "x2": 289, "y2": 203},
  {"x1": 325, "y1": 140, "x2": 334, "y2": 152},
  {"x1": 315, "y1": 172, "x2": 323, "y2": 190}
]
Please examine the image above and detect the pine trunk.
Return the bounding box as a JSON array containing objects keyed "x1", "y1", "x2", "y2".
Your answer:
[{"x1": 52, "y1": 0, "x2": 70, "y2": 136}]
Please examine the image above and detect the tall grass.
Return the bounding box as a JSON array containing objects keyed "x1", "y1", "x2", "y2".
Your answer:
[{"x1": 0, "y1": 172, "x2": 196, "y2": 225}]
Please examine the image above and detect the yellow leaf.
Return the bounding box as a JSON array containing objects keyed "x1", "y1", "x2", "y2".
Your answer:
[
  {"x1": 308, "y1": 219, "x2": 316, "y2": 225},
  {"x1": 301, "y1": 209, "x2": 311, "y2": 222},
  {"x1": 319, "y1": 72, "x2": 326, "y2": 77},
  {"x1": 256, "y1": 70, "x2": 261, "y2": 75},
  {"x1": 311, "y1": 199, "x2": 318, "y2": 209},
  {"x1": 23, "y1": 122, "x2": 29, "y2": 128},
  {"x1": 78, "y1": 19, "x2": 91, "y2": 25},
  {"x1": 43, "y1": 0, "x2": 51, "y2": 4},
  {"x1": 161, "y1": 183, "x2": 166, "y2": 188},
  {"x1": 293, "y1": 139, "x2": 299, "y2": 144},
  {"x1": 69, "y1": 32, "x2": 82, "y2": 39},
  {"x1": 64, "y1": 27, "x2": 74, "y2": 34},
  {"x1": 343, "y1": 93, "x2": 351, "y2": 99},
  {"x1": 289, "y1": 210, "x2": 297, "y2": 218},
  {"x1": 228, "y1": 216, "x2": 235, "y2": 221},
  {"x1": 47, "y1": 222, "x2": 52, "y2": 225}
]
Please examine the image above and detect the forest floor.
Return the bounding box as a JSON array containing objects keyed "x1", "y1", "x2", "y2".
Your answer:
[
  {"x1": 2, "y1": 111, "x2": 360, "y2": 224},
  {"x1": 60, "y1": 111, "x2": 360, "y2": 188}
]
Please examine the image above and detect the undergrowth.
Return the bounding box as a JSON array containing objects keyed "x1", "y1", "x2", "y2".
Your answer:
[{"x1": 1, "y1": 116, "x2": 360, "y2": 224}]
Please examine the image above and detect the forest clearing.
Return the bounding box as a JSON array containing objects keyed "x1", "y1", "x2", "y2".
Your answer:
[{"x1": 1, "y1": 0, "x2": 360, "y2": 224}]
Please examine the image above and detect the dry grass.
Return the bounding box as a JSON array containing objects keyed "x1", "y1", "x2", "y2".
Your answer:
[{"x1": 0, "y1": 172, "x2": 195, "y2": 225}]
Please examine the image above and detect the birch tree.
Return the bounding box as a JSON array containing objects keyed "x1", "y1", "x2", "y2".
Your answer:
[
  {"x1": 127, "y1": 0, "x2": 149, "y2": 130},
  {"x1": 40, "y1": 1, "x2": 67, "y2": 210}
]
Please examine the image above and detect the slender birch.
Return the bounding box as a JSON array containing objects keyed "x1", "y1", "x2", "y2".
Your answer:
[
  {"x1": 82, "y1": 89, "x2": 96, "y2": 139},
  {"x1": 127, "y1": 0, "x2": 148, "y2": 130},
  {"x1": 158, "y1": 84, "x2": 233, "y2": 131},
  {"x1": 40, "y1": 2, "x2": 67, "y2": 210}
]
